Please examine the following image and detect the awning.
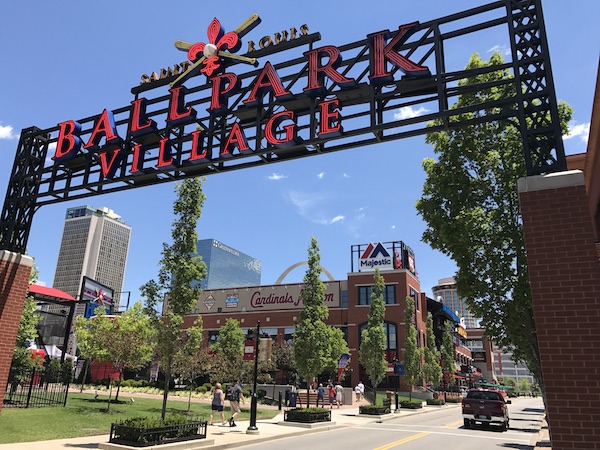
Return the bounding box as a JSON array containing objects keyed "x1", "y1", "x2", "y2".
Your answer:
[{"x1": 29, "y1": 284, "x2": 75, "y2": 302}]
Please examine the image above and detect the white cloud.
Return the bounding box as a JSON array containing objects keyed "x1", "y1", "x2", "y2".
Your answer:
[
  {"x1": 394, "y1": 106, "x2": 429, "y2": 120},
  {"x1": 287, "y1": 191, "x2": 344, "y2": 226},
  {"x1": 317, "y1": 172, "x2": 325, "y2": 179},
  {"x1": 267, "y1": 173, "x2": 287, "y2": 180},
  {"x1": 342, "y1": 173, "x2": 349, "y2": 178},
  {"x1": 391, "y1": 225, "x2": 396, "y2": 230},
  {"x1": 0, "y1": 124, "x2": 16, "y2": 139},
  {"x1": 488, "y1": 44, "x2": 511, "y2": 56},
  {"x1": 564, "y1": 122, "x2": 590, "y2": 143}
]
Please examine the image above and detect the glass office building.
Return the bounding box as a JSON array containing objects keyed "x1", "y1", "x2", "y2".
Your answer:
[{"x1": 196, "y1": 239, "x2": 261, "y2": 290}]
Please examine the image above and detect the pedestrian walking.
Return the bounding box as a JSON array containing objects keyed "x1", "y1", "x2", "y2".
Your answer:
[
  {"x1": 227, "y1": 380, "x2": 245, "y2": 427},
  {"x1": 358, "y1": 381, "x2": 364, "y2": 401},
  {"x1": 355, "y1": 384, "x2": 361, "y2": 402},
  {"x1": 209, "y1": 383, "x2": 227, "y2": 426},
  {"x1": 328, "y1": 383, "x2": 336, "y2": 409},
  {"x1": 335, "y1": 382, "x2": 343, "y2": 407},
  {"x1": 317, "y1": 383, "x2": 325, "y2": 408}
]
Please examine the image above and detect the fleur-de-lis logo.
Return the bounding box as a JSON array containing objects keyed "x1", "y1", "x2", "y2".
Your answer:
[
  {"x1": 188, "y1": 18, "x2": 241, "y2": 76},
  {"x1": 172, "y1": 15, "x2": 261, "y2": 87}
]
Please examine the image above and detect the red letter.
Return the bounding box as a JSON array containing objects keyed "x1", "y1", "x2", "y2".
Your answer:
[
  {"x1": 318, "y1": 98, "x2": 342, "y2": 138},
  {"x1": 97, "y1": 148, "x2": 125, "y2": 179},
  {"x1": 220, "y1": 122, "x2": 250, "y2": 158},
  {"x1": 129, "y1": 98, "x2": 157, "y2": 138},
  {"x1": 84, "y1": 109, "x2": 123, "y2": 151},
  {"x1": 53, "y1": 120, "x2": 82, "y2": 162},
  {"x1": 208, "y1": 73, "x2": 240, "y2": 115},
  {"x1": 368, "y1": 22, "x2": 431, "y2": 85},
  {"x1": 304, "y1": 46, "x2": 356, "y2": 96},
  {"x1": 167, "y1": 86, "x2": 197, "y2": 126},
  {"x1": 129, "y1": 143, "x2": 144, "y2": 174},
  {"x1": 265, "y1": 111, "x2": 298, "y2": 148},
  {"x1": 156, "y1": 137, "x2": 175, "y2": 169},
  {"x1": 243, "y1": 62, "x2": 292, "y2": 106},
  {"x1": 188, "y1": 129, "x2": 210, "y2": 164}
]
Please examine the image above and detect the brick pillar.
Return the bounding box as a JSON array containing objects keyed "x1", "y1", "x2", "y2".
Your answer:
[
  {"x1": 518, "y1": 171, "x2": 600, "y2": 449},
  {"x1": 0, "y1": 250, "x2": 33, "y2": 414}
]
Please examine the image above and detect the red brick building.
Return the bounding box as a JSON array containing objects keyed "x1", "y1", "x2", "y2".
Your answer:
[{"x1": 183, "y1": 263, "x2": 426, "y2": 389}]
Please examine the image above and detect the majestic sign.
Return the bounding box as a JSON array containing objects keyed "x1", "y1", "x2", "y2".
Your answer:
[
  {"x1": 352, "y1": 240, "x2": 416, "y2": 275},
  {"x1": 1, "y1": 1, "x2": 567, "y2": 255},
  {"x1": 195, "y1": 281, "x2": 342, "y2": 313}
]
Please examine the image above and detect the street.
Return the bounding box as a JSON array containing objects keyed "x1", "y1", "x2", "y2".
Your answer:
[{"x1": 239, "y1": 397, "x2": 544, "y2": 450}]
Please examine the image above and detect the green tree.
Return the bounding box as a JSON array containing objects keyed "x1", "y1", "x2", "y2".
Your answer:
[
  {"x1": 140, "y1": 177, "x2": 207, "y2": 419},
  {"x1": 359, "y1": 268, "x2": 387, "y2": 390},
  {"x1": 440, "y1": 321, "x2": 455, "y2": 390},
  {"x1": 416, "y1": 52, "x2": 572, "y2": 390},
  {"x1": 172, "y1": 325, "x2": 211, "y2": 412},
  {"x1": 75, "y1": 302, "x2": 155, "y2": 406},
  {"x1": 517, "y1": 378, "x2": 532, "y2": 393},
  {"x1": 273, "y1": 342, "x2": 297, "y2": 385},
  {"x1": 294, "y1": 237, "x2": 349, "y2": 406},
  {"x1": 423, "y1": 312, "x2": 442, "y2": 389},
  {"x1": 211, "y1": 318, "x2": 245, "y2": 382},
  {"x1": 10, "y1": 262, "x2": 42, "y2": 377},
  {"x1": 402, "y1": 296, "x2": 422, "y2": 401}
]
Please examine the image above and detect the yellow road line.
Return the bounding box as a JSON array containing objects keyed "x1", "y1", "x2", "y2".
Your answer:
[
  {"x1": 372, "y1": 432, "x2": 429, "y2": 450},
  {"x1": 444, "y1": 419, "x2": 464, "y2": 427}
]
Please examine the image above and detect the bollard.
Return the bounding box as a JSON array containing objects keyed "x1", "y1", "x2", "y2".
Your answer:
[
  {"x1": 278, "y1": 391, "x2": 282, "y2": 410},
  {"x1": 395, "y1": 392, "x2": 399, "y2": 411}
]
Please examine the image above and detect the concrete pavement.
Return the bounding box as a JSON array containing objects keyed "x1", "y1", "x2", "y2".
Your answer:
[{"x1": 0, "y1": 401, "x2": 550, "y2": 449}]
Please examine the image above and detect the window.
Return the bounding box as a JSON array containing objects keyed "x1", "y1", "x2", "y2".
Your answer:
[
  {"x1": 341, "y1": 290, "x2": 348, "y2": 308},
  {"x1": 409, "y1": 287, "x2": 419, "y2": 310},
  {"x1": 359, "y1": 322, "x2": 397, "y2": 350},
  {"x1": 358, "y1": 285, "x2": 396, "y2": 305}
]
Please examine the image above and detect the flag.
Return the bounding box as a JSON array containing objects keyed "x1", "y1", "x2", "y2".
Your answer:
[{"x1": 337, "y1": 353, "x2": 351, "y2": 382}]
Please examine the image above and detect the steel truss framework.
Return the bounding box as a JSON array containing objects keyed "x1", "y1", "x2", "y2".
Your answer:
[{"x1": 1, "y1": 0, "x2": 565, "y2": 253}]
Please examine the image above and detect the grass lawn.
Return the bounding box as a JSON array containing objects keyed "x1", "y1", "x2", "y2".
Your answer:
[
  {"x1": 0, "y1": 393, "x2": 280, "y2": 444},
  {"x1": 373, "y1": 390, "x2": 417, "y2": 405}
]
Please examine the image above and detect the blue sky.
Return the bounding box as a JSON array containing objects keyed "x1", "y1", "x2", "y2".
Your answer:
[{"x1": 0, "y1": 1, "x2": 597, "y2": 303}]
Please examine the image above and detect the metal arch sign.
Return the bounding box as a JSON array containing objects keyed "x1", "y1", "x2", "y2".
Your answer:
[
  {"x1": 1, "y1": 0, "x2": 566, "y2": 254},
  {"x1": 50, "y1": 17, "x2": 431, "y2": 177}
]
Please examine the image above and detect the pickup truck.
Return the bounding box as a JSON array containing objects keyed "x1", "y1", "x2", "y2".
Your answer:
[{"x1": 462, "y1": 389, "x2": 511, "y2": 431}]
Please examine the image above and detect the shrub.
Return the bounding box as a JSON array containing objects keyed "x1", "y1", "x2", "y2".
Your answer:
[
  {"x1": 360, "y1": 405, "x2": 391, "y2": 415},
  {"x1": 257, "y1": 389, "x2": 267, "y2": 400},
  {"x1": 426, "y1": 398, "x2": 445, "y2": 405},
  {"x1": 445, "y1": 397, "x2": 461, "y2": 403},
  {"x1": 242, "y1": 388, "x2": 251, "y2": 399},
  {"x1": 284, "y1": 408, "x2": 331, "y2": 423},
  {"x1": 196, "y1": 386, "x2": 208, "y2": 394},
  {"x1": 203, "y1": 383, "x2": 212, "y2": 391},
  {"x1": 400, "y1": 401, "x2": 423, "y2": 409}
]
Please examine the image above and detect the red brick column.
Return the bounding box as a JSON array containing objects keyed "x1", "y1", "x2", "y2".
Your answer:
[
  {"x1": 519, "y1": 171, "x2": 600, "y2": 449},
  {"x1": 0, "y1": 250, "x2": 33, "y2": 414}
]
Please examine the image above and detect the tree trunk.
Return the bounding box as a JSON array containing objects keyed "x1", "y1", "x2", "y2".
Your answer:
[
  {"x1": 115, "y1": 369, "x2": 122, "y2": 402},
  {"x1": 161, "y1": 362, "x2": 171, "y2": 420}
]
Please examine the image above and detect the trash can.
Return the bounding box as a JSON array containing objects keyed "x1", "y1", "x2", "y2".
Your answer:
[{"x1": 288, "y1": 391, "x2": 298, "y2": 407}]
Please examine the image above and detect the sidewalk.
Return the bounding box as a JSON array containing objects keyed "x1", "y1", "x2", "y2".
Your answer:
[{"x1": 0, "y1": 401, "x2": 549, "y2": 450}]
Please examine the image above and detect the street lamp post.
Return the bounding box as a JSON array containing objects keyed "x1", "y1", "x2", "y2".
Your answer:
[{"x1": 247, "y1": 321, "x2": 260, "y2": 435}]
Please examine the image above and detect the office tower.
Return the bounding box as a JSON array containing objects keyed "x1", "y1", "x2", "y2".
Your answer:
[
  {"x1": 195, "y1": 239, "x2": 261, "y2": 290},
  {"x1": 432, "y1": 277, "x2": 479, "y2": 329},
  {"x1": 53, "y1": 205, "x2": 131, "y2": 311}
]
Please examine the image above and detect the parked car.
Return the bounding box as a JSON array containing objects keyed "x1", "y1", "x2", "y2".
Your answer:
[{"x1": 461, "y1": 389, "x2": 511, "y2": 431}]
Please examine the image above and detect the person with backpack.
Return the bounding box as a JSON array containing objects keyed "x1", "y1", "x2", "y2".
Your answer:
[{"x1": 227, "y1": 380, "x2": 245, "y2": 427}]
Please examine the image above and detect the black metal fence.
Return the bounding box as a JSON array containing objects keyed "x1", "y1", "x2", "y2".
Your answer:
[
  {"x1": 4, "y1": 366, "x2": 71, "y2": 408},
  {"x1": 363, "y1": 386, "x2": 376, "y2": 405},
  {"x1": 109, "y1": 421, "x2": 207, "y2": 447}
]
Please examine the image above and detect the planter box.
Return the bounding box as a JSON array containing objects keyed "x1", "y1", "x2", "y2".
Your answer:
[
  {"x1": 284, "y1": 408, "x2": 331, "y2": 423},
  {"x1": 109, "y1": 420, "x2": 207, "y2": 447}
]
